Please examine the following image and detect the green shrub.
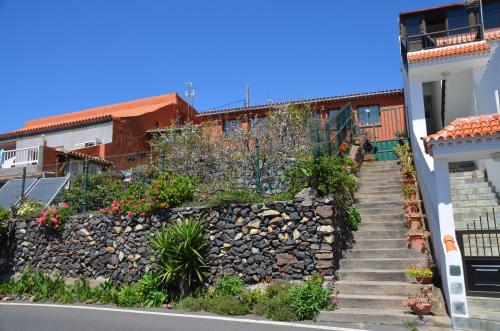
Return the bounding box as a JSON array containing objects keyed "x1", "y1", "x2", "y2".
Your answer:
[
  {"x1": 149, "y1": 173, "x2": 194, "y2": 208},
  {"x1": 150, "y1": 216, "x2": 208, "y2": 296},
  {"x1": 17, "y1": 199, "x2": 44, "y2": 217},
  {"x1": 213, "y1": 276, "x2": 245, "y2": 296},
  {"x1": 90, "y1": 279, "x2": 118, "y2": 304},
  {"x1": 137, "y1": 273, "x2": 168, "y2": 307},
  {"x1": 204, "y1": 295, "x2": 250, "y2": 315},
  {"x1": 117, "y1": 284, "x2": 143, "y2": 307},
  {"x1": 208, "y1": 188, "x2": 261, "y2": 206},
  {"x1": 0, "y1": 205, "x2": 10, "y2": 230},
  {"x1": 59, "y1": 173, "x2": 122, "y2": 213},
  {"x1": 70, "y1": 279, "x2": 94, "y2": 302},
  {"x1": 240, "y1": 289, "x2": 266, "y2": 311},
  {"x1": 287, "y1": 156, "x2": 358, "y2": 207},
  {"x1": 259, "y1": 292, "x2": 297, "y2": 321},
  {"x1": 346, "y1": 207, "x2": 361, "y2": 231},
  {"x1": 287, "y1": 275, "x2": 331, "y2": 320},
  {"x1": 265, "y1": 280, "x2": 292, "y2": 298},
  {"x1": 175, "y1": 295, "x2": 206, "y2": 311}
]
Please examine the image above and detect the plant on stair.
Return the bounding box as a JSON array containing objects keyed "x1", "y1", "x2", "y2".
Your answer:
[
  {"x1": 402, "y1": 184, "x2": 417, "y2": 201},
  {"x1": 405, "y1": 230, "x2": 430, "y2": 251},
  {"x1": 407, "y1": 259, "x2": 434, "y2": 284},
  {"x1": 403, "y1": 285, "x2": 435, "y2": 315},
  {"x1": 346, "y1": 206, "x2": 361, "y2": 231}
]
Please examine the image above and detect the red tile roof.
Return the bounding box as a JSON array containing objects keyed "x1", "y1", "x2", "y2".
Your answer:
[
  {"x1": 423, "y1": 114, "x2": 500, "y2": 154},
  {"x1": 407, "y1": 41, "x2": 490, "y2": 63},
  {"x1": 56, "y1": 148, "x2": 113, "y2": 165},
  {"x1": 485, "y1": 27, "x2": 500, "y2": 42},
  {"x1": 0, "y1": 93, "x2": 179, "y2": 140}
]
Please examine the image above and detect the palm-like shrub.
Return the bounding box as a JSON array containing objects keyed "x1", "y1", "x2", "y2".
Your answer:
[{"x1": 150, "y1": 216, "x2": 208, "y2": 296}]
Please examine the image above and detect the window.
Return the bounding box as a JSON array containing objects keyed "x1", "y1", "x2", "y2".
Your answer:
[
  {"x1": 223, "y1": 119, "x2": 241, "y2": 137},
  {"x1": 484, "y1": 1, "x2": 500, "y2": 30},
  {"x1": 357, "y1": 105, "x2": 380, "y2": 126},
  {"x1": 249, "y1": 117, "x2": 266, "y2": 132},
  {"x1": 328, "y1": 109, "x2": 339, "y2": 129},
  {"x1": 404, "y1": 16, "x2": 421, "y2": 36},
  {"x1": 447, "y1": 8, "x2": 469, "y2": 31}
]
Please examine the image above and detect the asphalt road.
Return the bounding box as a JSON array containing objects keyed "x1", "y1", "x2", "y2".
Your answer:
[{"x1": 0, "y1": 303, "x2": 375, "y2": 331}]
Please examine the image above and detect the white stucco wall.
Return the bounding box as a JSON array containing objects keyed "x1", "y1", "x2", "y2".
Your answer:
[
  {"x1": 15, "y1": 122, "x2": 113, "y2": 151},
  {"x1": 476, "y1": 42, "x2": 500, "y2": 115},
  {"x1": 478, "y1": 158, "x2": 500, "y2": 194},
  {"x1": 445, "y1": 69, "x2": 474, "y2": 124}
]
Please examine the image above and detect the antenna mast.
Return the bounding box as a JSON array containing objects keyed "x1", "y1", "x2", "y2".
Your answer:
[
  {"x1": 184, "y1": 81, "x2": 195, "y2": 122},
  {"x1": 245, "y1": 84, "x2": 250, "y2": 107}
]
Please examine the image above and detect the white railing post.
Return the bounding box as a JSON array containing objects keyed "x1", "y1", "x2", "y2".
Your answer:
[{"x1": 0, "y1": 146, "x2": 40, "y2": 169}]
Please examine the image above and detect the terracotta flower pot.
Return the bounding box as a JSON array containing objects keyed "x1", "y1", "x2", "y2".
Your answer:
[
  {"x1": 404, "y1": 201, "x2": 420, "y2": 214},
  {"x1": 405, "y1": 214, "x2": 422, "y2": 230},
  {"x1": 407, "y1": 233, "x2": 427, "y2": 251},
  {"x1": 403, "y1": 178, "x2": 416, "y2": 185},
  {"x1": 412, "y1": 303, "x2": 432, "y2": 315},
  {"x1": 415, "y1": 276, "x2": 433, "y2": 284}
]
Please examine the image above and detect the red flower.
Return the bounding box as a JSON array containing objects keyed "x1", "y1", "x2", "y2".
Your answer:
[{"x1": 140, "y1": 212, "x2": 146, "y2": 217}]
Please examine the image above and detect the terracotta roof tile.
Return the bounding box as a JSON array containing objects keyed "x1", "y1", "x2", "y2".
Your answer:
[
  {"x1": 0, "y1": 93, "x2": 179, "y2": 140},
  {"x1": 485, "y1": 27, "x2": 500, "y2": 41},
  {"x1": 56, "y1": 148, "x2": 113, "y2": 165},
  {"x1": 422, "y1": 114, "x2": 500, "y2": 154},
  {"x1": 407, "y1": 41, "x2": 490, "y2": 63}
]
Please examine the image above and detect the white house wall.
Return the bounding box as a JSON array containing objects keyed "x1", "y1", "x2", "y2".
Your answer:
[
  {"x1": 476, "y1": 42, "x2": 500, "y2": 116},
  {"x1": 15, "y1": 122, "x2": 113, "y2": 151},
  {"x1": 445, "y1": 69, "x2": 474, "y2": 124}
]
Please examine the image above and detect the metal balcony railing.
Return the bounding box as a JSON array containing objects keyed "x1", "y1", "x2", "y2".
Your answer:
[
  {"x1": 404, "y1": 24, "x2": 483, "y2": 52},
  {"x1": 0, "y1": 146, "x2": 39, "y2": 169}
]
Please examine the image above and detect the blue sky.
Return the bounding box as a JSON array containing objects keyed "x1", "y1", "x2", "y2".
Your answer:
[{"x1": 0, "y1": 0, "x2": 444, "y2": 133}]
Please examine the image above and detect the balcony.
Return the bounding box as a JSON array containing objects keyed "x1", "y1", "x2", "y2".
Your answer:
[
  {"x1": 405, "y1": 25, "x2": 483, "y2": 52},
  {"x1": 1, "y1": 146, "x2": 40, "y2": 169}
]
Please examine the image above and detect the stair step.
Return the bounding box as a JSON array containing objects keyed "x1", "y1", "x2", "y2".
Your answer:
[
  {"x1": 358, "y1": 186, "x2": 402, "y2": 195},
  {"x1": 462, "y1": 314, "x2": 500, "y2": 331},
  {"x1": 340, "y1": 258, "x2": 413, "y2": 270},
  {"x1": 451, "y1": 177, "x2": 488, "y2": 184},
  {"x1": 345, "y1": 248, "x2": 422, "y2": 259},
  {"x1": 356, "y1": 196, "x2": 404, "y2": 204},
  {"x1": 452, "y1": 187, "x2": 495, "y2": 195},
  {"x1": 318, "y1": 308, "x2": 433, "y2": 326},
  {"x1": 359, "y1": 208, "x2": 404, "y2": 216},
  {"x1": 468, "y1": 296, "x2": 500, "y2": 313},
  {"x1": 453, "y1": 199, "x2": 500, "y2": 207},
  {"x1": 357, "y1": 214, "x2": 404, "y2": 223},
  {"x1": 452, "y1": 182, "x2": 492, "y2": 189},
  {"x1": 336, "y1": 280, "x2": 421, "y2": 296},
  {"x1": 337, "y1": 293, "x2": 408, "y2": 310},
  {"x1": 353, "y1": 239, "x2": 408, "y2": 249},
  {"x1": 453, "y1": 211, "x2": 500, "y2": 222},
  {"x1": 359, "y1": 182, "x2": 402, "y2": 190},
  {"x1": 358, "y1": 222, "x2": 405, "y2": 231},
  {"x1": 354, "y1": 230, "x2": 406, "y2": 240},
  {"x1": 356, "y1": 201, "x2": 403, "y2": 209},
  {"x1": 454, "y1": 206, "x2": 500, "y2": 214},
  {"x1": 449, "y1": 170, "x2": 485, "y2": 178},
  {"x1": 339, "y1": 269, "x2": 408, "y2": 282},
  {"x1": 453, "y1": 193, "x2": 498, "y2": 201},
  {"x1": 358, "y1": 177, "x2": 402, "y2": 184}
]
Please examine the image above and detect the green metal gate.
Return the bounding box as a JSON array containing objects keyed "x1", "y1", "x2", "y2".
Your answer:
[{"x1": 358, "y1": 106, "x2": 406, "y2": 161}]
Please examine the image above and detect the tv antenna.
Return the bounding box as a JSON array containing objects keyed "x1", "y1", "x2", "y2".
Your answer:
[{"x1": 184, "y1": 81, "x2": 195, "y2": 122}]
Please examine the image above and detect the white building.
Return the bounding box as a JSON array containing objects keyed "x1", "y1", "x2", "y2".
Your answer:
[{"x1": 400, "y1": 1, "x2": 500, "y2": 329}]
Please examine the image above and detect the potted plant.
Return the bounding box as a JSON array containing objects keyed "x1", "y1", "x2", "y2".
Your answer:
[
  {"x1": 405, "y1": 230, "x2": 430, "y2": 251},
  {"x1": 405, "y1": 213, "x2": 422, "y2": 230},
  {"x1": 402, "y1": 184, "x2": 417, "y2": 201},
  {"x1": 407, "y1": 260, "x2": 434, "y2": 284},
  {"x1": 403, "y1": 285, "x2": 435, "y2": 315},
  {"x1": 404, "y1": 199, "x2": 420, "y2": 214}
]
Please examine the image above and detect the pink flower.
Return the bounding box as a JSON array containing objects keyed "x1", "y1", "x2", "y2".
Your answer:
[
  {"x1": 127, "y1": 211, "x2": 133, "y2": 217},
  {"x1": 130, "y1": 195, "x2": 135, "y2": 199},
  {"x1": 133, "y1": 205, "x2": 138, "y2": 209},
  {"x1": 51, "y1": 217, "x2": 58, "y2": 223},
  {"x1": 52, "y1": 209, "x2": 58, "y2": 214},
  {"x1": 140, "y1": 212, "x2": 146, "y2": 217},
  {"x1": 41, "y1": 210, "x2": 47, "y2": 216},
  {"x1": 114, "y1": 207, "x2": 119, "y2": 212},
  {"x1": 54, "y1": 224, "x2": 59, "y2": 229},
  {"x1": 63, "y1": 204, "x2": 69, "y2": 209}
]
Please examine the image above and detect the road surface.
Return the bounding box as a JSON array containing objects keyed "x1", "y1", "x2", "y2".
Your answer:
[{"x1": 0, "y1": 303, "x2": 377, "y2": 331}]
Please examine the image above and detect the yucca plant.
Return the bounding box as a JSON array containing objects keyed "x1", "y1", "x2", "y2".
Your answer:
[{"x1": 150, "y1": 216, "x2": 208, "y2": 296}]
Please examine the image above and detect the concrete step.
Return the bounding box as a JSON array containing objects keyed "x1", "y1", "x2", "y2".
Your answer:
[
  {"x1": 358, "y1": 176, "x2": 402, "y2": 184},
  {"x1": 356, "y1": 201, "x2": 403, "y2": 209},
  {"x1": 452, "y1": 187, "x2": 495, "y2": 195},
  {"x1": 454, "y1": 206, "x2": 500, "y2": 214},
  {"x1": 449, "y1": 170, "x2": 485, "y2": 178},
  {"x1": 335, "y1": 280, "x2": 421, "y2": 296},
  {"x1": 345, "y1": 248, "x2": 422, "y2": 259},
  {"x1": 318, "y1": 308, "x2": 433, "y2": 326},
  {"x1": 353, "y1": 239, "x2": 408, "y2": 249},
  {"x1": 337, "y1": 293, "x2": 408, "y2": 310},
  {"x1": 358, "y1": 186, "x2": 402, "y2": 195},
  {"x1": 453, "y1": 193, "x2": 498, "y2": 201},
  {"x1": 454, "y1": 221, "x2": 500, "y2": 231},
  {"x1": 450, "y1": 177, "x2": 489, "y2": 185},
  {"x1": 453, "y1": 199, "x2": 500, "y2": 208},
  {"x1": 357, "y1": 214, "x2": 404, "y2": 222},
  {"x1": 354, "y1": 230, "x2": 406, "y2": 240},
  {"x1": 453, "y1": 211, "x2": 500, "y2": 222},
  {"x1": 468, "y1": 296, "x2": 500, "y2": 313},
  {"x1": 359, "y1": 181, "x2": 402, "y2": 190},
  {"x1": 358, "y1": 206, "x2": 404, "y2": 217},
  {"x1": 356, "y1": 195, "x2": 404, "y2": 203},
  {"x1": 452, "y1": 182, "x2": 492, "y2": 190},
  {"x1": 461, "y1": 313, "x2": 500, "y2": 331},
  {"x1": 340, "y1": 258, "x2": 413, "y2": 270},
  {"x1": 358, "y1": 222, "x2": 405, "y2": 231},
  {"x1": 339, "y1": 269, "x2": 408, "y2": 282},
  {"x1": 449, "y1": 161, "x2": 476, "y2": 171}
]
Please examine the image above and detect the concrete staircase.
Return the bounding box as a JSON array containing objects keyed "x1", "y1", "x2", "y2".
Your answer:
[
  {"x1": 319, "y1": 161, "x2": 449, "y2": 328},
  {"x1": 450, "y1": 161, "x2": 500, "y2": 230},
  {"x1": 463, "y1": 297, "x2": 500, "y2": 331}
]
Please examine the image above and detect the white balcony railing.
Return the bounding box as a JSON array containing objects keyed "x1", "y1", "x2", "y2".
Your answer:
[{"x1": 1, "y1": 146, "x2": 39, "y2": 169}]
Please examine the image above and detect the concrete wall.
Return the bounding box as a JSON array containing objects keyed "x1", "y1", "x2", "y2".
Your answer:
[
  {"x1": 15, "y1": 122, "x2": 113, "y2": 151},
  {"x1": 476, "y1": 43, "x2": 500, "y2": 116},
  {"x1": 445, "y1": 69, "x2": 474, "y2": 125},
  {"x1": 478, "y1": 158, "x2": 500, "y2": 193}
]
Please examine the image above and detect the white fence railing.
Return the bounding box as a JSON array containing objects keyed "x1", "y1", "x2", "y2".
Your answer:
[{"x1": 1, "y1": 146, "x2": 39, "y2": 169}]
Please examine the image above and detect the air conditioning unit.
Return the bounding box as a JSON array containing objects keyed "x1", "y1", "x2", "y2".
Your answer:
[{"x1": 75, "y1": 138, "x2": 103, "y2": 149}]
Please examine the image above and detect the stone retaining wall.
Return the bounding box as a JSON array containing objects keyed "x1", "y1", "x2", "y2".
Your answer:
[{"x1": 1, "y1": 190, "x2": 351, "y2": 285}]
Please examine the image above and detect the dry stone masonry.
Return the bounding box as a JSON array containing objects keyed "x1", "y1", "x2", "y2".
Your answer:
[{"x1": 1, "y1": 189, "x2": 352, "y2": 285}]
